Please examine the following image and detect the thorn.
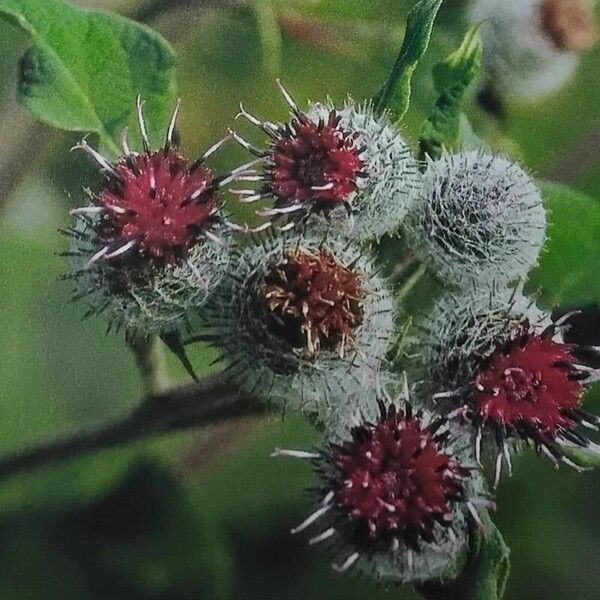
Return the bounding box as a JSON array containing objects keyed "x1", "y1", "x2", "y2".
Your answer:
[
  {"x1": 121, "y1": 127, "x2": 132, "y2": 156},
  {"x1": 493, "y1": 453, "x2": 503, "y2": 489},
  {"x1": 271, "y1": 448, "x2": 320, "y2": 460},
  {"x1": 69, "y1": 206, "x2": 104, "y2": 215},
  {"x1": 136, "y1": 95, "x2": 150, "y2": 153},
  {"x1": 309, "y1": 527, "x2": 335, "y2": 546},
  {"x1": 71, "y1": 138, "x2": 118, "y2": 177},
  {"x1": 228, "y1": 129, "x2": 267, "y2": 157},
  {"x1": 160, "y1": 331, "x2": 199, "y2": 382},
  {"x1": 332, "y1": 552, "x2": 359, "y2": 573},
  {"x1": 467, "y1": 502, "x2": 484, "y2": 529},
  {"x1": 256, "y1": 204, "x2": 304, "y2": 217},
  {"x1": 291, "y1": 504, "x2": 332, "y2": 534},
  {"x1": 275, "y1": 78, "x2": 300, "y2": 114},
  {"x1": 165, "y1": 98, "x2": 182, "y2": 149},
  {"x1": 84, "y1": 245, "x2": 110, "y2": 269},
  {"x1": 105, "y1": 239, "x2": 138, "y2": 259}
]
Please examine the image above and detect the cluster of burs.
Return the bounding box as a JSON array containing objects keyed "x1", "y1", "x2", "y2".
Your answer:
[{"x1": 65, "y1": 82, "x2": 598, "y2": 584}]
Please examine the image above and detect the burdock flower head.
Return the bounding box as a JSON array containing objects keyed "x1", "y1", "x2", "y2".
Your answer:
[
  {"x1": 66, "y1": 99, "x2": 244, "y2": 334},
  {"x1": 275, "y1": 400, "x2": 487, "y2": 582},
  {"x1": 417, "y1": 288, "x2": 600, "y2": 486},
  {"x1": 470, "y1": 0, "x2": 597, "y2": 101},
  {"x1": 406, "y1": 152, "x2": 546, "y2": 289},
  {"x1": 202, "y1": 232, "x2": 394, "y2": 420},
  {"x1": 230, "y1": 81, "x2": 420, "y2": 241},
  {"x1": 540, "y1": 0, "x2": 599, "y2": 51},
  {"x1": 262, "y1": 247, "x2": 364, "y2": 358}
]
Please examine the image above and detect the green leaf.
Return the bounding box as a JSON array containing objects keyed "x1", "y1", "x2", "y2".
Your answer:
[
  {"x1": 372, "y1": 0, "x2": 442, "y2": 122},
  {"x1": 419, "y1": 24, "x2": 483, "y2": 159},
  {"x1": 527, "y1": 183, "x2": 600, "y2": 307},
  {"x1": 0, "y1": 0, "x2": 177, "y2": 157},
  {"x1": 469, "y1": 511, "x2": 511, "y2": 600}
]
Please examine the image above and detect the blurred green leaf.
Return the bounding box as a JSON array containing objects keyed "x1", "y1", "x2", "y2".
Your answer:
[
  {"x1": 420, "y1": 24, "x2": 482, "y2": 159},
  {"x1": 527, "y1": 183, "x2": 600, "y2": 307},
  {"x1": 431, "y1": 25, "x2": 481, "y2": 94},
  {"x1": 373, "y1": 0, "x2": 442, "y2": 121},
  {"x1": 0, "y1": 0, "x2": 177, "y2": 156},
  {"x1": 0, "y1": 461, "x2": 234, "y2": 599}
]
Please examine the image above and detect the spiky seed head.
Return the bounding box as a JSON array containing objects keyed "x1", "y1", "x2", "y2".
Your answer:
[
  {"x1": 406, "y1": 152, "x2": 546, "y2": 289},
  {"x1": 415, "y1": 288, "x2": 600, "y2": 480},
  {"x1": 269, "y1": 110, "x2": 363, "y2": 206},
  {"x1": 284, "y1": 401, "x2": 487, "y2": 583},
  {"x1": 205, "y1": 232, "x2": 395, "y2": 420},
  {"x1": 303, "y1": 101, "x2": 421, "y2": 241},
  {"x1": 414, "y1": 288, "x2": 548, "y2": 395},
  {"x1": 234, "y1": 87, "x2": 420, "y2": 241},
  {"x1": 470, "y1": 0, "x2": 586, "y2": 100},
  {"x1": 66, "y1": 101, "x2": 231, "y2": 334},
  {"x1": 468, "y1": 318, "x2": 600, "y2": 475},
  {"x1": 261, "y1": 248, "x2": 364, "y2": 359},
  {"x1": 98, "y1": 150, "x2": 219, "y2": 263}
]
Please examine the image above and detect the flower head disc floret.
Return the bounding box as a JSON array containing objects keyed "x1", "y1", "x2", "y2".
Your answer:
[
  {"x1": 329, "y1": 403, "x2": 467, "y2": 552},
  {"x1": 270, "y1": 110, "x2": 364, "y2": 208},
  {"x1": 66, "y1": 99, "x2": 239, "y2": 334},
  {"x1": 99, "y1": 150, "x2": 219, "y2": 263},
  {"x1": 473, "y1": 329, "x2": 582, "y2": 434},
  {"x1": 278, "y1": 400, "x2": 483, "y2": 581},
  {"x1": 231, "y1": 84, "x2": 420, "y2": 240},
  {"x1": 230, "y1": 81, "x2": 365, "y2": 223},
  {"x1": 204, "y1": 234, "x2": 394, "y2": 419},
  {"x1": 262, "y1": 248, "x2": 364, "y2": 358},
  {"x1": 469, "y1": 320, "x2": 600, "y2": 481}
]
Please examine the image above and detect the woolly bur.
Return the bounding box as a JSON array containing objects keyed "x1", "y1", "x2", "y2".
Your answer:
[
  {"x1": 274, "y1": 400, "x2": 490, "y2": 582},
  {"x1": 198, "y1": 233, "x2": 395, "y2": 422},
  {"x1": 417, "y1": 289, "x2": 600, "y2": 486},
  {"x1": 64, "y1": 99, "x2": 251, "y2": 334},
  {"x1": 231, "y1": 82, "x2": 420, "y2": 241},
  {"x1": 406, "y1": 152, "x2": 546, "y2": 289},
  {"x1": 470, "y1": 0, "x2": 598, "y2": 101}
]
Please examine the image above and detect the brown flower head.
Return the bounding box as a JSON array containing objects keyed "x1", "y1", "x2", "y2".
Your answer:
[
  {"x1": 540, "y1": 0, "x2": 598, "y2": 51},
  {"x1": 262, "y1": 248, "x2": 364, "y2": 358}
]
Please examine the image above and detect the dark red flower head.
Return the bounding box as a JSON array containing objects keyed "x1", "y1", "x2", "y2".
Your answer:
[
  {"x1": 99, "y1": 150, "x2": 219, "y2": 263},
  {"x1": 268, "y1": 110, "x2": 363, "y2": 208},
  {"x1": 72, "y1": 99, "x2": 227, "y2": 266},
  {"x1": 468, "y1": 319, "x2": 599, "y2": 475},
  {"x1": 231, "y1": 82, "x2": 365, "y2": 224},
  {"x1": 262, "y1": 248, "x2": 364, "y2": 358},
  {"x1": 318, "y1": 403, "x2": 467, "y2": 554}
]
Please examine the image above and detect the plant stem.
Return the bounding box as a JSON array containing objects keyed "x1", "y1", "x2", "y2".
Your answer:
[
  {"x1": 250, "y1": 0, "x2": 282, "y2": 78},
  {"x1": 128, "y1": 334, "x2": 171, "y2": 395},
  {"x1": 0, "y1": 375, "x2": 264, "y2": 481}
]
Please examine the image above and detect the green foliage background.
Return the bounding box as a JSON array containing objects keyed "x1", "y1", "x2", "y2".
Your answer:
[{"x1": 0, "y1": 0, "x2": 598, "y2": 598}]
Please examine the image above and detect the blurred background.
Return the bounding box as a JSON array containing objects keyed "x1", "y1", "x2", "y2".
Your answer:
[{"x1": 0, "y1": 0, "x2": 599, "y2": 598}]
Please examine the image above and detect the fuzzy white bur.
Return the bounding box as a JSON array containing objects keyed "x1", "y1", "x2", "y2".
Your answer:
[
  {"x1": 277, "y1": 393, "x2": 491, "y2": 584},
  {"x1": 406, "y1": 151, "x2": 546, "y2": 289},
  {"x1": 414, "y1": 287, "x2": 549, "y2": 395},
  {"x1": 302, "y1": 101, "x2": 422, "y2": 241},
  {"x1": 68, "y1": 215, "x2": 231, "y2": 335},
  {"x1": 470, "y1": 0, "x2": 580, "y2": 100},
  {"x1": 203, "y1": 232, "x2": 395, "y2": 423}
]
